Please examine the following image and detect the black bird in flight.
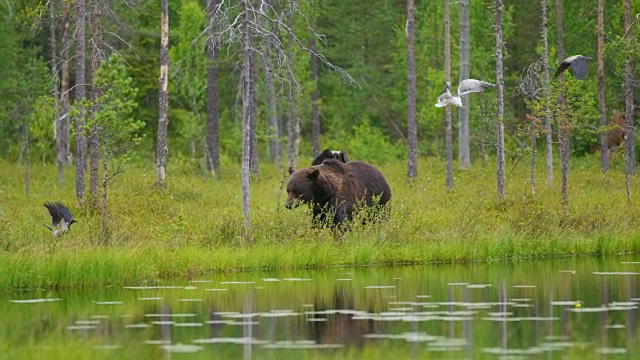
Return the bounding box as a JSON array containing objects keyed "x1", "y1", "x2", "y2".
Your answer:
[
  {"x1": 44, "y1": 202, "x2": 77, "y2": 237},
  {"x1": 555, "y1": 55, "x2": 592, "y2": 80}
]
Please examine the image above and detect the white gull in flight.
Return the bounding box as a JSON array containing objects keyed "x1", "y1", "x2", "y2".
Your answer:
[{"x1": 435, "y1": 79, "x2": 495, "y2": 108}]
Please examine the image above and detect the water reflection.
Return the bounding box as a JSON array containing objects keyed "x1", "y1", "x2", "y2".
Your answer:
[{"x1": 2, "y1": 256, "x2": 640, "y2": 359}]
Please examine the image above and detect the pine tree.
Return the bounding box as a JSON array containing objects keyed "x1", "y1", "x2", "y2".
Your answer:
[
  {"x1": 496, "y1": 0, "x2": 506, "y2": 199},
  {"x1": 407, "y1": 0, "x2": 417, "y2": 178}
]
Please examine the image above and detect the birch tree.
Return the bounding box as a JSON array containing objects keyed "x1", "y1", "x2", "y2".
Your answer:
[
  {"x1": 458, "y1": 0, "x2": 471, "y2": 169},
  {"x1": 250, "y1": 27, "x2": 259, "y2": 179},
  {"x1": 311, "y1": 34, "x2": 320, "y2": 159},
  {"x1": 541, "y1": 0, "x2": 553, "y2": 185},
  {"x1": 157, "y1": 0, "x2": 170, "y2": 187},
  {"x1": 556, "y1": 0, "x2": 569, "y2": 204},
  {"x1": 241, "y1": 0, "x2": 252, "y2": 235},
  {"x1": 444, "y1": 0, "x2": 453, "y2": 189},
  {"x1": 495, "y1": 0, "x2": 506, "y2": 199},
  {"x1": 407, "y1": 0, "x2": 417, "y2": 178},
  {"x1": 623, "y1": 0, "x2": 635, "y2": 180},
  {"x1": 286, "y1": 8, "x2": 299, "y2": 171},
  {"x1": 206, "y1": 0, "x2": 221, "y2": 179}
]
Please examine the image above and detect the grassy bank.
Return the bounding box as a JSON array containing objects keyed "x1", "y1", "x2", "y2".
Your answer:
[{"x1": 1, "y1": 155, "x2": 639, "y2": 289}]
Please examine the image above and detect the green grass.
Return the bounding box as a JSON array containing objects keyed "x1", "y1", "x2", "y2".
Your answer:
[{"x1": 1, "y1": 154, "x2": 639, "y2": 289}]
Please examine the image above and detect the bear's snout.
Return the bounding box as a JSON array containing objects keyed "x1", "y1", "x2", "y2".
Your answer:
[{"x1": 284, "y1": 197, "x2": 298, "y2": 209}]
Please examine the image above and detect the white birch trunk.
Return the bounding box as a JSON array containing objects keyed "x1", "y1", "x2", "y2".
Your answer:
[{"x1": 157, "y1": 0, "x2": 170, "y2": 186}]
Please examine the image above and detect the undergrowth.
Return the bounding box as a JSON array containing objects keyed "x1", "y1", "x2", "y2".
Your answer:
[{"x1": 0, "y1": 154, "x2": 638, "y2": 289}]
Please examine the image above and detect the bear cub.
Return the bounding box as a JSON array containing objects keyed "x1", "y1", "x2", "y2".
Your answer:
[{"x1": 311, "y1": 148, "x2": 349, "y2": 165}]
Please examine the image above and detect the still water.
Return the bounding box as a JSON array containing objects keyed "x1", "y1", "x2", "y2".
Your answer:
[{"x1": 2, "y1": 255, "x2": 639, "y2": 359}]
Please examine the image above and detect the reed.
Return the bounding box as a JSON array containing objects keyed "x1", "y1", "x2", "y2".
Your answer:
[{"x1": 1, "y1": 155, "x2": 638, "y2": 289}]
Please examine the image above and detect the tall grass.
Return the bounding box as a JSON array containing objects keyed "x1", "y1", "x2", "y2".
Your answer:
[{"x1": 1, "y1": 154, "x2": 639, "y2": 289}]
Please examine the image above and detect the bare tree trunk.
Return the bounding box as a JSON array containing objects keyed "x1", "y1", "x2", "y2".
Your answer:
[
  {"x1": 598, "y1": 0, "x2": 608, "y2": 173},
  {"x1": 157, "y1": 0, "x2": 170, "y2": 187},
  {"x1": 407, "y1": 0, "x2": 417, "y2": 178},
  {"x1": 61, "y1": 0, "x2": 71, "y2": 168},
  {"x1": 263, "y1": 52, "x2": 280, "y2": 168},
  {"x1": 261, "y1": 0, "x2": 280, "y2": 169},
  {"x1": 310, "y1": 36, "x2": 320, "y2": 159},
  {"x1": 49, "y1": 0, "x2": 64, "y2": 185},
  {"x1": 101, "y1": 141, "x2": 109, "y2": 245},
  {"x1": 286, "y1": 9, "x2": 298, "y2": 170},
  {"x1": 206, "y1": 0, "x2": 221, "y2": 179},
  {"x1": 541, "y1": 0, "x2": 553, "y2": 185},
  {"x1": 624, "y1": 0, "x2": 636, "y2": 182},
  {"x1": 241, "y1": 0, "x2": 252, "y2": 236},
  {"x1": 249, "y1": 35, "x2": 259, "y2": 179},
  {"x1": 458, "y1": 0, "x2": 471, "y2": 169},
  {"x1": 556, "y1": 0, "x2": 564, "y2": 62},
  {"x1": 444, "y1": 0, "x2": 453, "y2": 189},
  {"x1": 531, "y1": 126, "x2": 537, "y2": 195},
  {"x1": 496, "y1": 0, "x2": 506, "y2": 199},
  {"x1": 556, "y1": 0, "x2": 569, "y2": 204},
  {"x1": 25, "y1": 118, "x2": 30, "y2": 196},
  {"x1": 75, "y1": 0, "x2": 87, "y2": 204},
  {"x1": 88, "y1": 5, "x2": 101, "y2": 210}
]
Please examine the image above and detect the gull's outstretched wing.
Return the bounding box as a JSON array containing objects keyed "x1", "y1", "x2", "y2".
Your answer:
[
  {"x1": 435, "y1": 82, "x2": 452, "y2": 107},
  {"x1": 435, "y1": 93, "x2": 450, "y2": 107},
  {"x1": 457, "y1": 79, "x2": 495, "y2": 96}
]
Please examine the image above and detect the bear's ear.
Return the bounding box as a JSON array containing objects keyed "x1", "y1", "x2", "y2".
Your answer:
[
  {"x1": 308, "y1": 169, "x2": 320, "y2": 180},
  {"x1": 288, "y1": 166, "x2": 296, "y2": 175}
]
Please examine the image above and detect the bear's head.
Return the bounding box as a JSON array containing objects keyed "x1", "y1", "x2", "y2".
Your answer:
[{"x1": 285, "y1": 166, "x2": 337, "y2": 210}]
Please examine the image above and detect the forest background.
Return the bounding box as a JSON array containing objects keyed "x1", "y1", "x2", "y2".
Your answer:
[{"x1": 1, "y1": 0, "x2": 638, "y2": 176}]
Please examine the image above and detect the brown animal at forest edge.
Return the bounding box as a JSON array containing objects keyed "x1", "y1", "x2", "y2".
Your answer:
[{"x1": 606, "y1": 112, "x2": 626, "y2": 156}]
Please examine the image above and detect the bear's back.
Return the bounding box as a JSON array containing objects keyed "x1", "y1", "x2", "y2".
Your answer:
[{"x1": 334, "y1": 160, "x2": 391, "y2": 205}]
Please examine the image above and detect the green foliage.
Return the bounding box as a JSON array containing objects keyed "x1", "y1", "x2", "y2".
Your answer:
[
  {"x1": 527, "y1": 75, "x2": 599, "y2": 155},
  {"x1": 29, "y1": 95, "x2": 56, "y2": 162},
  {"x1": 170, "y1": 0, "x2": 207, "y2": 109},
  {"x1": 87, "y1": 54, "x2": 143, "y2": 165},
  {"x1": 336, "y1": 119, "x2": 402, "y2": 165}
]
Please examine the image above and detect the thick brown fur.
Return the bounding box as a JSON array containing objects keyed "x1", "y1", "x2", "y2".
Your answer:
[{"x1": 285, "y1": 159, "x2": 391, "y2": 227}]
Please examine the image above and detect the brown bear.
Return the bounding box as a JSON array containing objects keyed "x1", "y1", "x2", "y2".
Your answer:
[
  {"x1": 311, "y1": 148, "x2": 350, "y2": 166},
  {"x1": 285, "y1": 159, "x2": 391, "y2": 227}
]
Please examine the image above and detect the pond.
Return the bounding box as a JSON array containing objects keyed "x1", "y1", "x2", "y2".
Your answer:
[{"x1": 2, "y1": 255, "x2": 639, "y2": 359}]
